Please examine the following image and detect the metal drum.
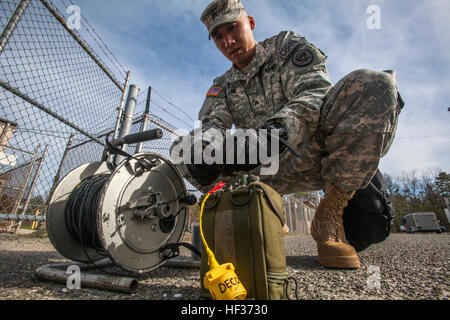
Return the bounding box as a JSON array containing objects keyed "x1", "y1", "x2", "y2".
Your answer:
[{"x1": 47, "y1": 152, "x2": 189, "y2": 273}]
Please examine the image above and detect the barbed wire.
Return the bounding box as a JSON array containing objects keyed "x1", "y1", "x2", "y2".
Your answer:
[
  {"x1": 135, "y1": 87, "x2": 194, "y2": 130},
  {"x1": 151, "y1": 87, "x2": 195, "y2": 122},
  {"x1": 13, "y1": 128, "x2": 78, "y2": 141},
  {"x1": 150, "y1": 98, "x2": 193, "y2": 129}
]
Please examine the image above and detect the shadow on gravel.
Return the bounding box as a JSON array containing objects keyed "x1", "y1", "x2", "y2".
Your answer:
[
  {"x1": 0, "y1": 249, "x2": 202, "y2": 299},
  {"x1": 0, "y1": 250, "x2": 66, "y2": 287},
  {"x1": 286, "y1": 255, "x2": 323, "y2": 270},
  {"x1": 0, "y1": 249, "x2": 64, "y2": 267}
]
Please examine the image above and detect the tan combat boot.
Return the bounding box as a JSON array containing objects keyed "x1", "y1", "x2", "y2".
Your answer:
[{"x1": 310, "y1": 183, "x2": 360, "y2": 269}]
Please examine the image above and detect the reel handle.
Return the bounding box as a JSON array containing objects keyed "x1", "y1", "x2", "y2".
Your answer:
[{"x1": 111, "y1": 129, "x2": 163, "y2": 146}]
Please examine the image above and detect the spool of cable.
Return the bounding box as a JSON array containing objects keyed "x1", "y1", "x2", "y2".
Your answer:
[{"x1": 47, "y1": 153, "x2": 190, "y2": 273}]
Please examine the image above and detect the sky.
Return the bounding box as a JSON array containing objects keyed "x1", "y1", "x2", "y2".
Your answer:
[{"x1": 55, "y1": 0, "x2": 449, "y2": 177}]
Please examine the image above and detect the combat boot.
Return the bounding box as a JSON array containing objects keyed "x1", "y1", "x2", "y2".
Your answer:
[{"x1": 310, "y1": 183, "x2": 360, "y2": 269}]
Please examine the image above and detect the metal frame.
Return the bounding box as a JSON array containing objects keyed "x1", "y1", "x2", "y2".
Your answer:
[
  {"x1": 0, "y1": 79, "x2": 106, "y2": 146},
  {"x1": 14, "y1": 144, "x2": 49, "y2": 234},
  {"x1": 7, "y1": 144, "x2": 40, "y2": 231},
  {"x1": 135, "y1": 86, "x2": 152, "y2": 154},
  {"x1": 0, "y1": 0, "x2": 32, "y2": 56},
  {"x1": 113, "y1": 71, "x2": 131, "y2": 140},
  {"x1": 113, "y1": 84, "x2": 140, "y2": 165}
]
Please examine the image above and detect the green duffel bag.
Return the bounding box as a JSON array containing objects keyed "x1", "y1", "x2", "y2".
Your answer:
[{"x1": 200, "y1": 182, "x2": 290, "y2": 300}]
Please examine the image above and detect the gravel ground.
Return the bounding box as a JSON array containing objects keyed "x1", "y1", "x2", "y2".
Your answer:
[{"x1": 0, "y1": 231, "x2": 448, "y2": 300}]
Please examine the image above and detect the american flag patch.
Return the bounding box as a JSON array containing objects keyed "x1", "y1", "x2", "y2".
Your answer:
[{"x1": 206, "y1": 86, "x2": 223, "y2": 97}]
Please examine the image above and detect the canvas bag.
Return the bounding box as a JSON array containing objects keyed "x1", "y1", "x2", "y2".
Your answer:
[{"x1": 200, "y1": 182, "x2": 289, "y2": 300}]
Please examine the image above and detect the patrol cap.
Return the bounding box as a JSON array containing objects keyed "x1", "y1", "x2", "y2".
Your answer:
[{"x1": 200, "y1": 0, "x2": 245, "y2": 40}]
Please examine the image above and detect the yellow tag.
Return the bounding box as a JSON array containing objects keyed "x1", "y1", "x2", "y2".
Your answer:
[{"x1": 203, "y1": 263, "x2": 247, "y2": 300}]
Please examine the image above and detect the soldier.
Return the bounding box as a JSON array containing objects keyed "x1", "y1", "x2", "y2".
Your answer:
[{"x1": 171, "y1": 0, "x2": 404, "y2": 269}]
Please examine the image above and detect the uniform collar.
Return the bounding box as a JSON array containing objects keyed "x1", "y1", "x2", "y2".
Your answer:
[{"x1": 225, "y1": 42, "x2": 271, "y2": 85}]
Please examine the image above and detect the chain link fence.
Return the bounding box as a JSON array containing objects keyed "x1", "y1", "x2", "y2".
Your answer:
[
  {"x1": 0, "y1": 0, "x2": 128, "y2": 232},
  {"x1": 283, "y1": 193, "x2": 319, "y2": 234},
  {"x1": 0, "y1": 126, "x2": 48, "y2": 230}
]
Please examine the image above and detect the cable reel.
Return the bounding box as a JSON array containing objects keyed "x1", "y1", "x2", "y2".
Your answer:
[{"x1": 47, "y1": 130, "x2": 196, "y2": 274}]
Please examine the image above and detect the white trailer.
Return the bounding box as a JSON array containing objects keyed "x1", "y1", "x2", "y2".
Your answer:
[{"x1": 402, "y1": 212, "x2": 442, "y2": 233}]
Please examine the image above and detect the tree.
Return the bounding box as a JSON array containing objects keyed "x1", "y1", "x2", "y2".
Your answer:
[{"x1": 384, "y1": 169, "x2": 450, "y2": 232}]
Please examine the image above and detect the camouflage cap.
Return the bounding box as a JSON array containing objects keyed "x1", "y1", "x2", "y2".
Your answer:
[{"x1": 200, "y1": 0, "x2": 245, "y2": 40}]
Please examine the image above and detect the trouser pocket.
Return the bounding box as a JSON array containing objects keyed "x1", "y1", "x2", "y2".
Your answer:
[{"x1": 267, "y1": 272, "x2": 289, "y2": 300}]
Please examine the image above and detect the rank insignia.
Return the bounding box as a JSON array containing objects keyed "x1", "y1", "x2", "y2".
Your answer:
[
  {"x1": 206, "y1": 86, "x2": 223, "y2": 97},
  {"x1": 293, "y1": 49, "x2": 313, "y2": 67}
]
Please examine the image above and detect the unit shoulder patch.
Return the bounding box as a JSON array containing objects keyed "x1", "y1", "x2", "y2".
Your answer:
[
  {"x1": 206, "y1": 86, "x2": 223, "y2": 97},
  {"x1": 292, "y1": 49, "x2": 314, "y2": 67}
]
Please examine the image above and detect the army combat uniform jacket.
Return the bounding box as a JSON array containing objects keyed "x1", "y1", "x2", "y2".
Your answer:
[{"x1": 187, "y1": 31, "x2": 402, "y2": 194}]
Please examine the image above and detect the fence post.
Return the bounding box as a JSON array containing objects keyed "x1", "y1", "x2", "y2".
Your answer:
[
  {"x1": 0, "y1": 0, "x2": 31, "y2": 56},
  {"x1": 113, "y1": 71, "x2": 131, "y2": 139},
  {"x1": 15, "y1": 144, "x2": 49, "y2": 234},
  {"x1": 287, "y1": 195, "x2": 293, "y2": 233},
  {"x1": 46, "y1": 134, "x2": 75, "y2": 206},
  {"x1": 114, "y1": 84, "x2": 140, "y2": 165},
  {"x1": 8, "y1": 144, "x2": 41, "y2": 231},
  {"x1": 301, "y1": 203, "x2": 306, "y2": 234},
  {"x1": 136, "y1": 86, "x2": 152, "y2": 154}
]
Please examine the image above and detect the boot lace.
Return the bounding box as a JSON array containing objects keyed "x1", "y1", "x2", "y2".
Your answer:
[{"x1": 324, "y1": 191, "x2": 353, "y2": 241}]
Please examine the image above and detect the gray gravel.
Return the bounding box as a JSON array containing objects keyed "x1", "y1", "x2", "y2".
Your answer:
[
  {"x1": 284, "y1": 233, "x2": 449, "y2": 300},
  {"x1": 0, "y1": 231, "x2": 448, "y2": 300}
]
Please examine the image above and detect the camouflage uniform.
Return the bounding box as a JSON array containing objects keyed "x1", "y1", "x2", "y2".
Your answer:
[{"x1": 174, "y1": 18, "x2": 403, "y2": 195}]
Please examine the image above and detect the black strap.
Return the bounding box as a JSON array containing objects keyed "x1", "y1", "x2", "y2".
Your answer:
[{"x1": 160, "y1": 242, "x2": 201, "y2": 261}]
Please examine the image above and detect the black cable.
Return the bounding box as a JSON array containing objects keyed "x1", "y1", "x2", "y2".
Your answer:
[{"x1": 65, "y1": 174, "x2": 110, "y2": 256}]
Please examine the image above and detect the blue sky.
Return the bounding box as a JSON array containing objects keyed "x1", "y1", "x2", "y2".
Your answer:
[{"x1": 57, "y1": 0, "x2": 449, "y2": 176}]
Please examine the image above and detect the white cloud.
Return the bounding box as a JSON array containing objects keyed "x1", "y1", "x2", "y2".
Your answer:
[{"x1": 245, "y1": 0, "x2": 450, "y2": 175}]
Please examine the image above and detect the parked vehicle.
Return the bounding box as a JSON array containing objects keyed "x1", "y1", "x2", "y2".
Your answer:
[{"x1": 402, "y1": 212, "x2": 443, "y2": 233}]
